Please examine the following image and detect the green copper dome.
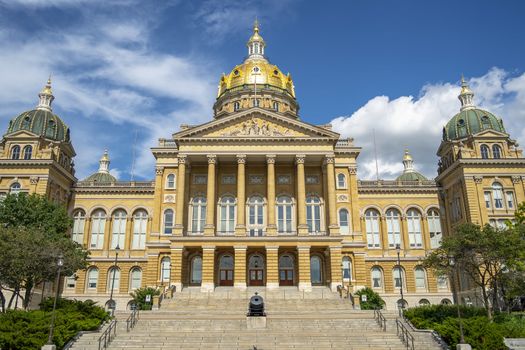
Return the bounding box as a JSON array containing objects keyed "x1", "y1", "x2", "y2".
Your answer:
[
  {"x1": 84, "y1": 172, "x2": 116, "y2": 183},
  {"x1": 443, "y1": 108, "x2": 505, "y2": 141},
  {"x1": 6, "y1": 109, "x2": 70, "y2": 142},
  {"x1": 396, "y1": 171, "x2": 427, "y2": 182}
]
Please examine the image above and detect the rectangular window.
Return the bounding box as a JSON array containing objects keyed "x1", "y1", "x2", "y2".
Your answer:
[
  {"x1": 72, "y1": 216, "x2": 85, "y2": 245},
  {"x1": 408, "y1": 218, "x2": 422, "y2": 248},
  {"x1": 366, "y1": 217, "x2": 380, "y2": 248},
  {"x1": 193, "y1": 175, "x2": 207, "y2": 184},
  {"x1": 484, "y1": 192, "x2": 491, "y2": 209},
  {"x1": 506, "y1": 192, "x2": 514, "y2": 209},
  {"x1": 66, "y1": 275, "x2": 76, "y2": 289},
  {"x1": 386, "y1": 216, "x2": 401, "y2": 248},
  {"x1": 132, "y1": 218, "x2": 147, "y2": 249}
]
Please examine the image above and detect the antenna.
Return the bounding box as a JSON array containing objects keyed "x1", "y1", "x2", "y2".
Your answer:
[
  {"x1": 373, "y1": 129, "x2": 379, "y2": 181},
  {"x1": 130, "y1": 130, "x2": 138, "y2": 181}
]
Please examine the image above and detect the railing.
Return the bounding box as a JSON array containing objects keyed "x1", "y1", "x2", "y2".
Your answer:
[
  {"x1": 157, "y1": 138, "x2": 178, "y2": 147},
  {"x1": 76, "y1": 181, "x2": 155, "y2": 188},
  {"x1": 277, "y1": 231, "x2": 297, "y2": 236},
  {"x1": 358, "y1": 179, "x2": 436, "y2": 187},
  {"x1": 396, "y1": 318, "x2": 415, "y2": 350},
  {"x1": 98, "y1": 320, "x2": 117, "y2": 350},
  {"x1": 186, "y1": 231, "x2": 204, "y2": 236},
  {"x1": 126, "y1": 309, "x2": 139, "y2": 332},
  {"x1": 216, "y1": 231, "x2": 235, "y2": 236},
  {"x1": 308, "y1": 231, "x2": 327, "y2": 236},
  {"x1": 335, "y1": 138, "x2": 355, "y2": 148},
  {"x1": 374, "y1": 309, "x2": 387, "y2": 331}
]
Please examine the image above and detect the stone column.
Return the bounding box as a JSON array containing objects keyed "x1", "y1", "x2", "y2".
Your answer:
[
  {"x1": 152, "y1": 166, "x2": 164, "y2": 234},
  {"x1": 236, "y1": 155, "x2": 246, "y2": 236},
  {"x1": 201, "y1": 246, "x2": 215, "y2": 292},
  {"x1": 174, "y1": 155, "x2": 187, "y2": 236},
  {"x1": 325, "y1": 155, "x2": 339, "y2": 235},
  {"x1": 170, "y1": 246, "x2": 183, "y2": 292},
  {"x1": 297, "y1": 246, "x2": 312, "y2": 291},
  {"x1": 266, "y1": 246, "x2": 279, "y2": 289},
  {"x1": 204, "y1": 155, "x2": 217, "y2": 236},
  {"x1": 401, "y1": 214, "x2": 410, "y2": 251},
  {"x1": 380, "y1": 215, "x2": 389, "y2": 249},
  {"x1": 266, "y1": 155, "x2": 277, "y2": 236},
  {"x1": 234, "y1": 246, "x2": 247, "y2": 290},
  {"x1": 422, "y1": 214, "x2": 431, "y2": 251},
  {"x1": 296, "y1": 155, "x2": 308, "y2": 235},
  {"x1": 124, "y1": 216, "x2": 133, "y2": 251},
  {"x1": 329, "y1": 246, "x2": 342, "y2": 292},
  {"x1": 145, "y1": 253, "x2": 159, "y2": 286},
  {"x1": 83, "y1": 216, "x2": 91, "y2": 248}
]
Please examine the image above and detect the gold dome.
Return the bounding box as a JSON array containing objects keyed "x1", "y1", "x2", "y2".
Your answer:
[{"x1": 218, "y1": 60, "x2": 295, "y2": 98}]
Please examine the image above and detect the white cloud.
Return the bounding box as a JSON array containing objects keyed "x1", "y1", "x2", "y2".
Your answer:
[{"x1": 331, "y1": 68, "x2": 525, "y2": 180}]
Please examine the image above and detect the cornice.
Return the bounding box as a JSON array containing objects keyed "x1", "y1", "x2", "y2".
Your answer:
[
  {"x1": 167, "y1": 236, "x2": 344, "y2": 243},
  {"x1": 0, "y1": 159, "x2": 77, "y2": 182}
]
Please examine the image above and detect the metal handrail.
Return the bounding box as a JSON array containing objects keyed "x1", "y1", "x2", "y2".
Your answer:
[
  {"x1": 126, "y1": 308, "x2": 140, "y2": 332},
  {"x1": 396, "y1": 318, "x2": 415, "y2": 350},
  {"x1": 98, "y1": 320, "x2": 117, "y2": 350},
  {"x1": 374, "y1": 309, "x2": 387, "y2": 331}
]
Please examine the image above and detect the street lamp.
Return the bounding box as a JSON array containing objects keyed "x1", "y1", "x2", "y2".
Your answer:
[
  {"x1": 448, "y1": 256, "x2": 466, "y2": 344},
  {"x1": 395, "y1": 244, "x2": 405, "y2": 313},
  {"x1": 47, "y1": 255, "x2": 64, "y2": 346},
  {"x1": 108, "y1": 244, "x2": 120, "y2": 315}
]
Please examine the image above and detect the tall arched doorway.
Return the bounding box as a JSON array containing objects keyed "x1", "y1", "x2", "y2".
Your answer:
[
  {"x1": 190, "y1": 255, "x2": 202, "y2": 286},
  {"x1": 248, "y1": 254, "x2": 264, "y2": 286},
  {"x1": 310, "y1": 255, "x2": 323, "y2": 285},
  {"x1": 218, "y1": 254, "x2": 234, "y2": 286},
  {"x1": 279, "y1": 254, "x2": 294, "y2": 286}
]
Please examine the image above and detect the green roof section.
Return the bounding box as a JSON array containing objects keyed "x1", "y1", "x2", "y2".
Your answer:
[
  {"x1": 84, "y1": 172, "x2": 117, "y2": 183},
  {"x1": 396, "y1": 171, "x2": 428, "y2": 182},
  {"x1": 443, "y1": 108, "x2": 506, "y2": 141},
  {"x1": 6, "y1": 109, "x2": 70, "y2": 142}
]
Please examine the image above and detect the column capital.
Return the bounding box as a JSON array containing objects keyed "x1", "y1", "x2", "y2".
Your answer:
[
  {"x1": 295, "y1": 154, "x2": 305, "y2": 164},
  {"x1": 177, "y1": 154, "x2": 187, "y2": 164},
  {"x1": 207, "y1": 154, "x2": 217, "y2": 164},
  {"x1": 155, "y1": 166, "x2": 164, "y2": 175},
  {"x1": 236, "y1": 154, "x2": 246, "y2": 163},
  {"x1": 29, "y1": 176, "x2": 39, "y2": 185},
  {"x1": 474, "y1": 176, "x2": 483, "y2": 184},
  {"x1": 512, "y1": 175, "x2": 521, "y2": 184},
  {"x1": 348, "y1": 166, "x2": 357, "y2": 175},
  {"x1": 266, "y1": 155, "x2": 276, "y2": 164},
  {"x1": 324, "y1": 155, "x2": 335, "y2": 164}
]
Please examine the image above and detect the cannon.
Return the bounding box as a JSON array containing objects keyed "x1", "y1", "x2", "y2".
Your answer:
[{"x1": 247, "y1": 292, "x2": 265, "y2": 316}]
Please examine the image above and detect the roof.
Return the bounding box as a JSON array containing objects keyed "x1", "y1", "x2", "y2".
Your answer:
[
  {"x1": 443, "y1": 108, "x2": 506, "y2": 141},
  {"x1": 6, "y1": 109, "x2": 70, "y2": 142}
]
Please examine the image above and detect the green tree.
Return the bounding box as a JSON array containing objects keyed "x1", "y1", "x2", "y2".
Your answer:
[
  {"x1": 129, "y1": 287, "x2": 160, "y2": 310},
  {"x1": 0, "y1": 193, "x2": 88, "y2": 311},
  {"x1": 354, "y1": 287, "x2": 385, "y2": 310}
]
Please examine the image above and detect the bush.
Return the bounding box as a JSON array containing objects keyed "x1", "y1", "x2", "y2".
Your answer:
[
  {"x1": 129, "y1": 287, "x2": 160, "y2": 310},
  {"x1": 404, "y1": 305, "x2": 525, "y2": 350},
  {"x1": 354, "y1": 287, "x2": 385, "y2": 310},
  {"x1": 0, "y1": 298, "x2": 109, "y2": 350}
]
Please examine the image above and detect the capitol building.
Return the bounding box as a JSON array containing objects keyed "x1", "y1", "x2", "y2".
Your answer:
[{"x1": 2, "y1": 22, "x2": 524, "y2": 310}]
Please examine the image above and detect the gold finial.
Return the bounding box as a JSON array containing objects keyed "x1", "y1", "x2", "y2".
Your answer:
[
  {"x1": 253, "y1": 18, "x2": 259, "y2": 33},
  {"x1": 403, "y1": 148, "x2": 413, "y2": 161}
]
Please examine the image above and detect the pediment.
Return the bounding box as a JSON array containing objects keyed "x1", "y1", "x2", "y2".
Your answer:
[
  {"x1": 473, "y1": 129, "x2": 509, "y2": 138},
  {"x1": 3, "y1": 130, "x2": 40, "y2": 139},
  {"x1": 174, "y1": 108, "x2": 339, "y2": 140}
]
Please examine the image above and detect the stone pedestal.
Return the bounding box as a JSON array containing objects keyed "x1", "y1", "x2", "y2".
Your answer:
[
  {"x1": 457, "y1": 344, "x2": 472, "y2": 350},
  {"x1": 246, "y1": 316, "x2": 267, "y2": 329},
  {"x1": 504, "y1": 338, "x2": 525, "y2": 350},
  {"x1": 41, "y1": 345, "x2": 56, "y2": 350}
]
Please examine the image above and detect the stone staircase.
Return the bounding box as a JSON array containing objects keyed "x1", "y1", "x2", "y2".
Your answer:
[{"x1": 70, "y1": 287, "x2": 444, "y2": 350}]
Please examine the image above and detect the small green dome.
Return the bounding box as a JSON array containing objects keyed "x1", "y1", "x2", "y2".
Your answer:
[
  {"x1": 396, "y1": 171, "x2": 427, "y2": 182},
  {"x1": 84, "y1": 172, "x2": 116, "y2": 183},
  {"x1": 443, "y1": 108, "x2": 505, "y2": 141},
  {"x1": 6, "y1": 109, "x2": 70, "y2": 142}
]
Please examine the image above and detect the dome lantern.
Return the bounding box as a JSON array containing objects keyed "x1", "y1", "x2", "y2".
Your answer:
[
  {"x1": 83, "y1": 149, "x2": 117, "y2": 183},
  {"x1": 36, "y1": 77, "x2": 55, "y2": 112},
  {"x1": 402, "y1": 148, "x2": 414, "y2": 173},
  {"x1": 396, "y1": 149, "x2": 427, "y2": 182},
  {"x1": 99, "y1": 149, "x2": 110, "y2": 174},
  {"x1": 246, "y1": 19, "x2": 266, "y2": 61},
  {"x1": 458, "y1": 75, "x2": 475, "y2": 111}
]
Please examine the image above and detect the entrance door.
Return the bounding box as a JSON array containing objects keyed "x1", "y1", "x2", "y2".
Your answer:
[
  {"x1": 279, "y1": 255, "x2": 294, "y2": 286},
  {"x1": 248, "y1": 254, "x2": 265, "y2": 286},
  {"x1": 310, "y1": 255, "x2": 322, "y2": 285},
  {"x1": 219, "y1": 255, "x2": 234, "y2": 286}
]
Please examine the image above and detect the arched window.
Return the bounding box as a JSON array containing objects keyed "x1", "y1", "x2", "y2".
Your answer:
[
  {"x1": 419, "y1": 299, "x2": 430, "y2": 306},
  {"x1": 337, "y1": 173, "x2": 347, "y2": 189},
  {"x1": 160, "y1": 257, "x2": 170, "y2": 283},
  {"x1": 306, "y1": 196, "x2": 323, "y2": 233},
  {"x1": 342, "y1": 256, "x2": 352, "y2": 281},
  {"x1": 163, "y1": 209, "x2": 174, "y2": 234},
  {"x1": 234, "y1": 101, "x2": 240, "y2": 111},
  {"x1": 492, "y1": 144, "x2": 502, "y2": 159},
  {"x1": 310, "y1": 255, "x2": 322, "y2": 284},
  {"x1": 10, "y1": 182, "x2": 21, "y2": 195},
  {"x1": 480, "y1": 144, "x2": 490, "y2": 159},
  {"x1": 218, "y1": 195, "x2": 236, "y2": 234},
  {"x1": 107, "y1": 267, "x2": 120, "y2": 292},
  {"x1": 166, "y1": 174, "x2": 175, "y2": 189},
  {"x1": 111, "y1": 209, "x2": 127, "y2": 249},
  {"x1": 276, "y1": 195, "x2": 294, "y2": 234},
  {"x1": 130, "y1": 268, "x2": 142, "y2": 290},
  {"x1": 365, "y1": 209, "x2": 381, "y2": 248},
  {"x1": 393, "y1": 266, "x2": 405, "y2": 289},
  {"x1": 132, "y1": 209, "x2": 147, "y2": 249},
  {"x1": 492, "y1": 182, "x2": 504, "y2": 209},
  {"x1": 427, "y1": 209, "x2": 442, "y2": 248},
  {"x1": 415, "y1": 267, "x2": 427, "y2": 290},
  {"x1": 23, "y1": 145, "x2": 32, "y2": 160},
  {"x1": 191, "y1": 196, "x2": 207, "y2": 233},
  {"x1": 386, "y1": 209, "x2": 401, "y2": 248},
  {"x1": 190, "y1": 255, "x2": 202, "y2": 284},
  {"x1": 371, "y1": 267, "x2": 383, "y2": 289},
  {"x1": 21, "y1": 116, "x2": 30, "y2": 129},
  {"x1": 339, "y1": 209, "x2": 350, "y2": 234},
  {"x1": 86, "y1": 268, "x2": 99, "y2": 290},
  {"x1": 273, "y1": 101, "x2": 279, "y2": 112},
  {"x1": 441, "y1": 298, "x2": 452, "y2": 305},
  {"x1": 72, "y1": 210, "x2": 86, "y2": 244},
  {"x1": 90, "y1": 209, "x2": 106, "y2": 249},
  {"x1": 407, "y1": 209, "x2": 422, "y2": 248},
  {"x1": 248, "y1": 195, "x2": 265, "y2": 236},
  {"x1": 11, "y1": 145, "x2": 20, "y2": 160}
]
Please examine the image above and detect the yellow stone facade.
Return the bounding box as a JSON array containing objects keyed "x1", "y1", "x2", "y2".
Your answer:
[{"x1": 4, "y1": 24, "x2": 523, "y2": 311}]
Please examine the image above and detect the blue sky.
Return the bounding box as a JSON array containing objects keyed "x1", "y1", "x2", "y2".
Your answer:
[{"x1": 1, "y1": 0, "x2": 524, "y2": 180}]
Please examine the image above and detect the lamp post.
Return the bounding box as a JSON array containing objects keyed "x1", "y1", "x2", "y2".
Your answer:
[
  {"x1": 46, "y1": 255, "x2": 64, "y2": 347},
  {"x1": 108, "y1": 244, "x2": 120, "y2": 315},
  {"x1": 395, "y1": 244, "x2": 405, "y2": 313},
  {"x1": 449, "y1": 256, "x2": 466, "y2": 345}
]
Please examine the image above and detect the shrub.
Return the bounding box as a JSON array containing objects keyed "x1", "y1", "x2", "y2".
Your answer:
[
  {"x1": 354, "y1": 287, "x2": 385, "y2": 310},
  {"x1": 129, "y1": 287, "x2": 160, "y2": 310},
  {"x1": 0, "y1": 298, "x2": 108, "y2": 350}
]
